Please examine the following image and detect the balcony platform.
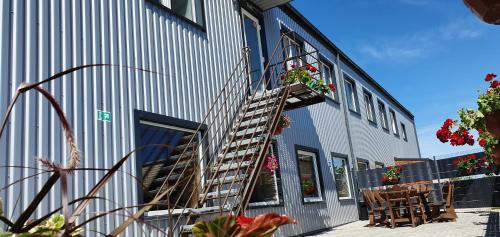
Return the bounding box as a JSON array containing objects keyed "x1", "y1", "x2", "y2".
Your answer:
[{"x1": 283, "y1": 83, "x2": 326, "y2": 111}]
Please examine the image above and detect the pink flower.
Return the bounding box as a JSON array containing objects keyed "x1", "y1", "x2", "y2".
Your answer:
[{"x1": 264, "y1": 154, "x2": 279, "y2": 173}]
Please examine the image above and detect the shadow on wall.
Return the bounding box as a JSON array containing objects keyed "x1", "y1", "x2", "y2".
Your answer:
[{"x1": 276, "y1": 106, "x2": 341, "y2": 236}]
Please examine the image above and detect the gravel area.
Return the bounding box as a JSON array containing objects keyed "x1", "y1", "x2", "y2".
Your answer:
[{"x1": 307, "y1": 208, "x2": 500, "y2": 237}]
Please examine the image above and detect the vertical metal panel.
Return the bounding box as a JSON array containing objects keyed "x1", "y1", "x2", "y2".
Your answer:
[{"x1": 0, "y1": 0, "x2": 244, "y2": 235}]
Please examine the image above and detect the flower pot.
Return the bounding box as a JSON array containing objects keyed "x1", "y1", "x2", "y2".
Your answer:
[
  {"x1": 485, "y1": 111, "x2": 500, "y2": 139},
  {"x1": 273, "y1": 126, "x2": 283, "y2": 136}
]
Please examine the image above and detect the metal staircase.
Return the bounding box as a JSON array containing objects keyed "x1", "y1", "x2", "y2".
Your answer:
[{"x1": 143, "y1": 33, "x2": 327, "y2": 236}]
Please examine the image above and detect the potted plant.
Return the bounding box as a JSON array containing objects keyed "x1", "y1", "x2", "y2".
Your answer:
[
  {"x1": 263, "y1": 154, "x2": 279, "y2": 173},
  {"x1": 192, "y1": 213, "x2": 296, "y2": 237},
  {"x1": 274, "y1": 115, "x2": 291, "y2": 135},
  {"x1": 282, "y1": 64, "x2": 335, "y2": 95},
  {"x1": 301, "y1": 177, "x2": 316, "y2": 195},
  {"x1": 436, "y1": 73, "x2": 500, "y2": 169},
  {"x1": 381, "y1": 166, "x2": 402, "y2": 185}
]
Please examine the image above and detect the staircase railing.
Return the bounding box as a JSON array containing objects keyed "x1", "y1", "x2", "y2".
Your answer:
[{"x1": 145, "y1": 31, "x2": 324, "y2": 235}]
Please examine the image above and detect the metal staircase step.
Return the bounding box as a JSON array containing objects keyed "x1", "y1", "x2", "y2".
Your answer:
[
  {"x1": 213, "y1": 161, "x2": 253, "y2": 172},
  {"x1": 207, "y1": 174, "x2": 248, "y2": 186},
  {"x1": 151, "y1": 173, "x2": 182, "y2": 186},
  {"x1": 218, "y1": 148, "x2": 259, "y2": 161},
  {"x1": 250, "y1": 90, "x2": 281, "y2": 102},
  {"x1": 222, "y1": 137, "x2": 260, "y2": 151},
  {"x1": 169, "y1": 150, "x2": 195, "y2": 161},
  {"x1": 240, "y1": 108, "x2": 274, "y2": 121},
  {"x1": 234, "y1": 116, "x2": 269, "y2": 130},
  {"x1": 188, "y1": 205, "x2": 232, "y2": 215},
  {"x1": 244, "y1": 97, "x2": 279, "y2": 111},
  {"x1": 201, "y1": 188, "x2": 239, "y2": 200},
  {"x1": 232, "y1": 126, "x2": 266, "y2": 138}
]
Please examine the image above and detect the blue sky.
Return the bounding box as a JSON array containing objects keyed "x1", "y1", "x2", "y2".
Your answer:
[{"x1": 292, "y1": 0, "x2": 500, "y2": 158}]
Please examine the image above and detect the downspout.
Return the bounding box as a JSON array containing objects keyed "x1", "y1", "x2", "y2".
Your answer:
[{"x1": 335, "y1": 52, "x2": 360, "y2": 207}]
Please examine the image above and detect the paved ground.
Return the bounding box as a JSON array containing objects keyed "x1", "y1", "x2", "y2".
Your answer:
[{"x1": 307, "y1": 208, "x2": 500, "y2": 237}]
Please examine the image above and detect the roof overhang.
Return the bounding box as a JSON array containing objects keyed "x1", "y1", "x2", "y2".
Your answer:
[
  {"x1": 463, "y1": 0, "x2": 500, "y2": 25},
  {"x1": 248, "y1": 0, "x2": 291, "y2": 11}
]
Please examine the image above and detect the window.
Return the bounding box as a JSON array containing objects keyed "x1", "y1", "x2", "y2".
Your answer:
[
  {"x1": 378, "y1": 101, "x2": 389, "y2": 130},
  {"x1": 283, "y1": 34, "x2": 304, "y2": 69},
  {"x1": 320, "y1": 60, "x2": 339, "y2": 101},
  {"x1": 375, "y1": 162, "x2": 385, "y2": 169},
  {"x1": 363, "y1": 90, "x2": 376, "y2": 123},
  {"x1": 344, "y1": 77, "x2": 358, "y2": 112},
  {"x1": 357, "y1": 159, "x2": 369, "y2": 170},
  {"x1": 297, "y1": 148, "x2": 323, "y2": 202},
  {"x1": 136, "y1": 116, "x2": 203, "y2": 210},
  {"x1": 389, "y1": 109, "x2": 399, "y2": 135},
  {"x1": 250, "y1": 141, "x2": 282, "y2": 206},
  {"x1": 331, "y1": 156, "x2": 352, "y2": 199},
  {"x1": 154, "y1": 0, "x2": 205, "y2": 27},
  {"x1": 401, "y1": 123, "x2": 408, "y2": 141}
]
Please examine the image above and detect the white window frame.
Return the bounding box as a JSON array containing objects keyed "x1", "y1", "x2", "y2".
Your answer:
[
  {"x1": 331, "y1": 156, "x2": 352, "y2": 200},
  {"x1": 363, "y1": 91, "x2": 375, "y2": 122},
  {"x1": 344, "y1": 78, "x2": 358, "y2": 112},
  {"x1": 159, "y1": 0, "x2": 204, "y2": 26},
  {"x1": 283, "y1": 34, "x2": 304, "y2": 70},
  {"x1": 378, "y1": 101, "x2": 389, "y2": 130},
  {"x1": 389, "y1": 109, "x2": 399, "y2": 135},
  {"x1": 297, "y1": 150, "x2": 323, "y2": 203},
  {"x1": 249, "y1": 143, "x2": 280, "y2": 207},
  {"x1": 320, "y1": 61, "x2": 339, "y2": 101}
]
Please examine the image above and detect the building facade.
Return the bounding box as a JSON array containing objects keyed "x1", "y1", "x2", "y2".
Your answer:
[{"x1": 0, "y1": 0, "x2": 420, "y2": 236}]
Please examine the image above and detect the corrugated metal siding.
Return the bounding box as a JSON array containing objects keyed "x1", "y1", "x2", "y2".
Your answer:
[
  {"x1": 247, "y1": 7, "x2": 421, "y2": 236},
  {"x1": 0, "y1": 0, "x2": 244, "y2": 236}
]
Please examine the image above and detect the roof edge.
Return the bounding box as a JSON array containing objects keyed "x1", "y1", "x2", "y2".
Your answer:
[{"x1": 280, "y1": 4, "x2": 415, "y2": 119}]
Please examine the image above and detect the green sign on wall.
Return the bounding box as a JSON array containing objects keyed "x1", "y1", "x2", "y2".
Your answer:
[{"x1": 97, "y1": 110, "x2": 111, "y2": 122}]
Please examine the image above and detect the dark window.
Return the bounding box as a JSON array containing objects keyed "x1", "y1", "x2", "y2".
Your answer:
[
  {"x1": 401, "y1": 123, "x2": 408, "y2": 141},
  {"x1": 136, "y1": 117, "x2": 202, "y2": 210},
  {"x1": 154, "y1": 0, "x2": 205, "y2": 27},
  {"x1": 297, "y1": 148, "x2": 323, "y2": 202},
  {"x1": 250, "y1": 141, "x2": 283, "y2": 206},
  {"x1": 375, "y1": 162, "x2": 385, "y2": 169}
]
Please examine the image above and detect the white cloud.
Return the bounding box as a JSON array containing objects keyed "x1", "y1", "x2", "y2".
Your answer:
[{"x1": 358, "y1": 17, "x2": 484, "y2": 62}]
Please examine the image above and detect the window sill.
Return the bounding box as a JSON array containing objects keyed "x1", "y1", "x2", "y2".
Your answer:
[
  {"x1": 368, "y1": 120, "x2": 378, "y2": 127},
  {"x1": 303, "y1": 197, "x2": 325, "y2": 204},
  {"x1": 325, "y1": 95, "x2": 341, "y2": 105},
  {"x1": 147, "y1": 0, "x2": 207, "y2": 32},
  {"x1": 349, "y1": 109, "x2": 362, "y2": 117},
  {"x1": 382, "y1": 127, "x2": 390, "y2": 133},
  {"x1": 248, "y1": 201, "x2": 283, "y2": 209},
  {"x1": 394, "y1": 133, "x2": 400, "y2": 138}
]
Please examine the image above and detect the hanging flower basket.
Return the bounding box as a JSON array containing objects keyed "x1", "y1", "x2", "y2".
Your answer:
[
  {"x1": 263, "y1": 154, "x2": 279, "y2": 173},
  {"x1": 274, "y1": 115, "x2": 291, "y2": 136}
]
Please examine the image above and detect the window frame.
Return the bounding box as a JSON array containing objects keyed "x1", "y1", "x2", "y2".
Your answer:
[
  {"x1": 343, "y1": 75, "x2": 359, "y2": 113},
  {"x1": 331, "y1": 153, "x2": 353, "y2": 200},
  {"x1": 378, "y1": 100, "x2": 389, "y2": 131},
  {"x1": 282, "y1": 32, "x2": 305, "y2": 70},
  {"x1": 401, "y1": 122, "x2": 408, "y2": 141},
  {"x1": 375, "y1": 162, "x2": 385, "y2": 169},
  {"x1": 295, "y1": 145, "x2": 324, "y2": 204},
  {"x1": 149, "y1": 0, "x2": 206, "y2": 28},
  {"x1": 319, "y1": 58, "x2": 340, "y2": 102},
  {"x1": 363, "y1": 89, "x2": 376, "y2": 124},
  {"x1": 249, "y1": 140, "x2": 283, "y2": 207},
  {"x1": 134, "y1": 110, "x2": 208, "y2": 212},
  {"x1": 357, "y1": 158, "x2": 370, "y2": 171},
  {"x1": 389, "y1": 109, "x2": 400, "y2": 136}
]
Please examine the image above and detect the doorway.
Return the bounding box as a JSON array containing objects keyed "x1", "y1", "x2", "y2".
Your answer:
[{"x1": 242, "y1": 9, "x2": 266, "y2": 93}]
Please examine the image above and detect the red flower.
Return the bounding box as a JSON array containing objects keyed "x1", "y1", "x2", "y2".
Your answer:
[
  {"x1": 280, "y1": 75, "x2": 285, "y2": 80},
  {"x1": 444, "y1": 119, "x2": 454, "y2": 127},
  {"x1": 485, "y1": 73, "x2": 497, "y2": 81},
  {"x1": 291, "y1": 64, "x2": 296, "y2": 69},
  {"x1": 479, "y1": 138, "x2": 487, "y2": 147},
  {"x1": 305, "y1": 64, "x2": 312, "y2": 70},
  {"x1": 328, "y1": 83, "x2": 336, "y2": 92},
  {"x1": 491, "y1": 80, "x2": 500, "y2": 89},
  {"x1": 237, "y1": 216, "x2": 255, "y2": 227},
  {"x1": 310, "y1": 66, "x2": 317, "y2": 73}
]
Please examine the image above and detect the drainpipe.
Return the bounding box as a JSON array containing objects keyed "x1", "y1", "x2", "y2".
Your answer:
[
  {"x1": 412, "y1": 119, "x2": 422, "y2": 158},
  {"x1": 335, "y1": 52, "x2": 360, "y2": 208}
]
